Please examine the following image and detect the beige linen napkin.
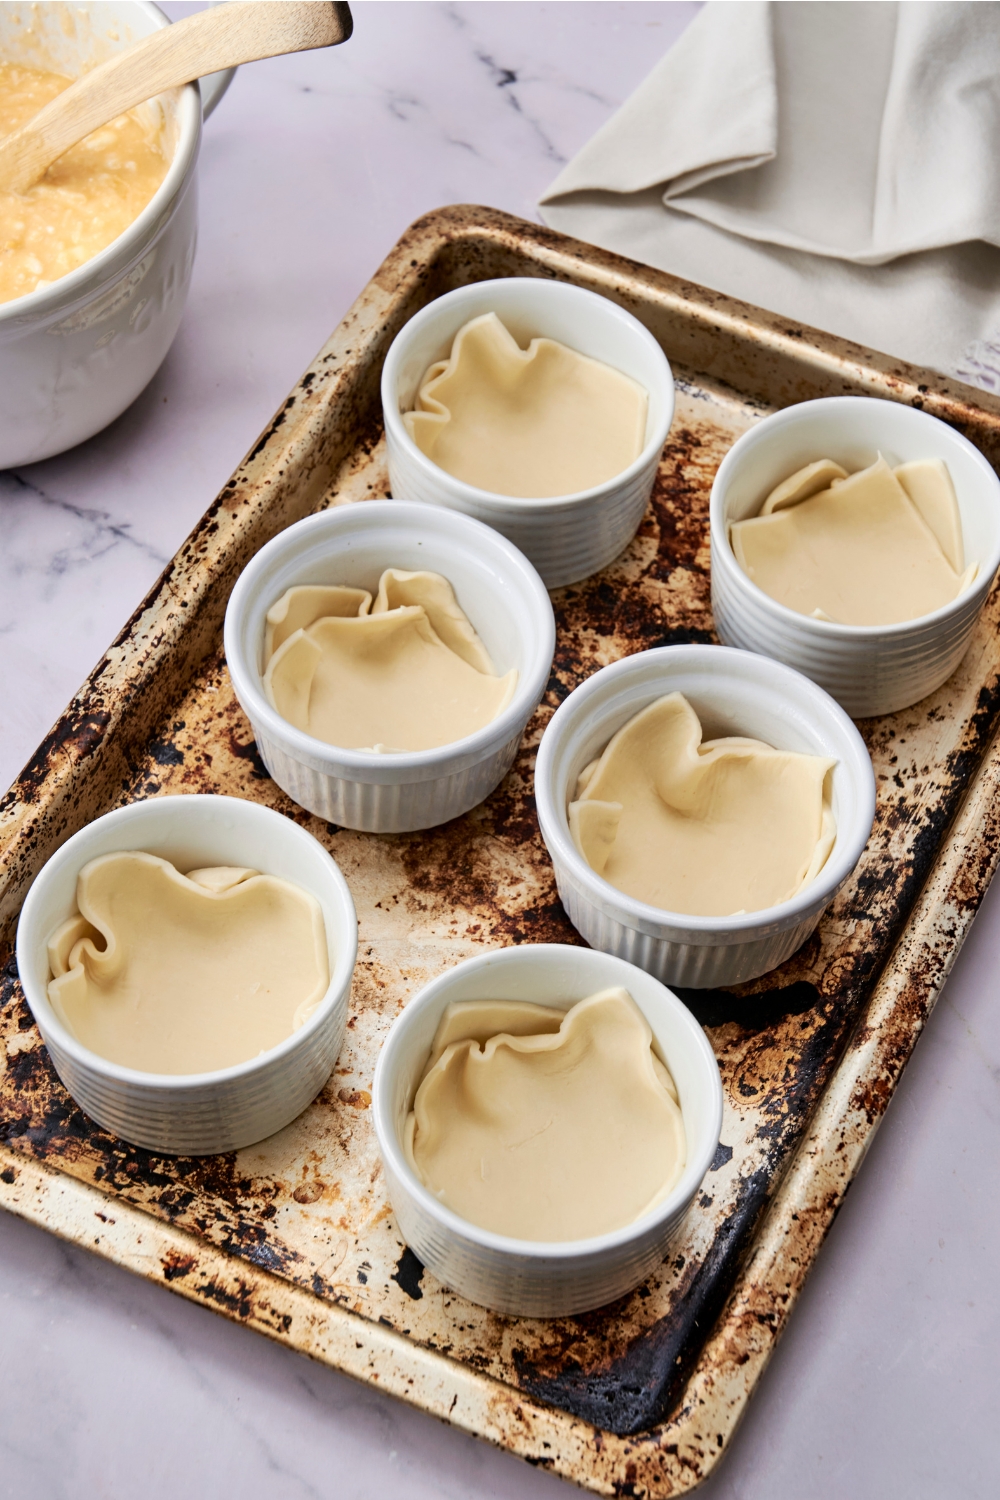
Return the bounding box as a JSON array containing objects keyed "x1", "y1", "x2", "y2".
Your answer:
[{"x1": 540, "y1": 1, "x2": 1000, "y2": 388}]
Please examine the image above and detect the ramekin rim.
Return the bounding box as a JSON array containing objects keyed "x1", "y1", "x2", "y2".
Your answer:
[
  {"x1": 533, "y1": 644, "x2": 876, "y2": 937},
  {"x1": 223, "y1": 502, "x2": 556, "y2": 777},
  {"x1": 709, "y1": 395, "x2": 1000, "y2": 640},
  {"x1": 0, "y1": 2, "x2": 201, "y2": 322},
  {"x1": 16, "y1": 794, "x2": 359, "y2": 1091},
  {"x1": 380, "y1": 275, "x2": 675, "y2": 511},
  {"x1": 371, "y1": 944, "x2": 724, "y2": 1262}
]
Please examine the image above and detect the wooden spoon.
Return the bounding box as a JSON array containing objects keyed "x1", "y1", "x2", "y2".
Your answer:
[{"x1": 0, "y1": 1, "x2": 353, "y2": 194}]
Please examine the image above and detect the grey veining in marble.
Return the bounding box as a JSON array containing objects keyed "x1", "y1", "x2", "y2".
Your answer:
[{"x1": 1, "y1": 5, "x2": 998, "y2": 1498}]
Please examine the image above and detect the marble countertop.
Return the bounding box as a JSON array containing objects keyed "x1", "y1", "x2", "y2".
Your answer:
[{"x1": 2, "y1": 5, "x2": 998, "y2": 1496}]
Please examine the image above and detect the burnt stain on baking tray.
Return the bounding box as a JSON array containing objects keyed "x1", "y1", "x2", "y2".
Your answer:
[
  {"x1": 2, "y1": 494, "x2": 997, "y2": 1446},
  {"x1": 513, "y1": 1165, "x2": 773, "y2": 1434},
  {"x1": 547, "y1": 427, "x2": 717, "y2": 700},
  {"x1": 507, "y1": 982, "x2": 855, "y2": 1434},
  {"x1": 5, "y1": 453, "x2": 1000, "y2": 1441},
  {"x1": 509, "y1": 687, "x2": 1000, "y2": 1434},
  {"x1": 0, "y1": 707, "x2": 111, "y2": 811},
  {"x1": 0, "y1": 968, "x2": 341, "y2": 1295},
  {"x1": 5, "y1": 244, "x2": 1000, "y2": 1471}
]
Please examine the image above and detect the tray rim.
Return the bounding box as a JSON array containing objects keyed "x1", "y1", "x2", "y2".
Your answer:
[
  {"x1": 3, "y1": 204, "x2": 1000, "y2": 1496},
  {"x1": 3, "y1": 717, "x2": 998, "y2": 1494}
]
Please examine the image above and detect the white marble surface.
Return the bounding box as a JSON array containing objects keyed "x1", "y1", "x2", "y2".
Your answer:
[{"x1": 2, "y1": 5, "x2": 999, "y2": 1496}]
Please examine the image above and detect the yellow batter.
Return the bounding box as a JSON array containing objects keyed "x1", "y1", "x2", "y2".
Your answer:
[
  {"x1": 46, "y1": 853, "x2": 330, "y2": 1075},
  {"x1": 0, "y1": 61, "x2": 168, "y2": 304},
  {"x1": 404, "y1": 989, "x2": 687, "y2": 1242}
]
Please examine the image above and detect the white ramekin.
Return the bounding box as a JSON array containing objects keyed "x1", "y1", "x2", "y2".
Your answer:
[
  {"x1": 0, "y1": 2, "x2": 225, "y2": 468},
  {"x1": 381, "y1": 276, "x2": 675, "y2": 588},
  {"x1": 710, "y1": 396, "x2": 1000, "y2": 717},
  {"x1": 534, "y1": 645, "x2": 876, "y2": 989},
  {"x1": 224, "y1": 501, "x2": 556, "y2": 834},
  {"x1": 16, "y1": 794, "x2": 358, "y2": 1156},
  {"x1": 372, "y1": 943, "x2": 723, "y2": 1317}
]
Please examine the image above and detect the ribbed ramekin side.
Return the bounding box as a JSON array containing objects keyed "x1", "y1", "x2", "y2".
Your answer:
[
  {"x1": 253, "y1": 724, "x2": 523, "y2": 834},
  {"x1": 381, "y1": 1155, "x2": 692, "y2": 1318},
  {"x1": 39, "y1": 993, "x2": 347, "y2": 1156},
  {"x1": 386, "y1": 433, "x2": 657, "y2": 588},
  {"x1": 553, "y1": 866, "x2": 821, "y2": 988},
  {"x1": 712, "y1": 548, "x2": 987, "y2": 717}
]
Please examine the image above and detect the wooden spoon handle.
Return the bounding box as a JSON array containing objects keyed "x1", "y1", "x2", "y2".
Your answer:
[{"x1": 0, "y1": 1, "x2": 353, "y2": 194}]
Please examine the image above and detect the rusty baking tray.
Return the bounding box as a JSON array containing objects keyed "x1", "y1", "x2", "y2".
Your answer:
[{"x1": 3, "y1": 206, "x2": 1000, "y2": 1496}]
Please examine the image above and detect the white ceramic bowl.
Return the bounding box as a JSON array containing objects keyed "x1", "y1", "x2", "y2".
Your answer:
[
  {"x1": 0, "y1": 3, "x2": 231, "y2": 468},
  {"x1": 710, "y1": 396, "x2": 1000, "y2": 717},
  {"x1": 372, "y1": 943, "x2": 723, "y2": 1317},
  {"x1": 535, "y1": 645, "x2": 876, "y2": 989},
  {"x1": 224, "y1": 501, "x2": 556, "y2": 834},
  {"x1": 16, "y1": 794, "x2": 358, "y2": 1156},
  {"x1": 381, "y1": 276, "x2": 675, "y2": 588}
]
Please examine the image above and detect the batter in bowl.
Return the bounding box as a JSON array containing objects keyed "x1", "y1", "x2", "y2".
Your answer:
[{"x1": 0, "y1": 61, "x2": 168, "y2": 303}]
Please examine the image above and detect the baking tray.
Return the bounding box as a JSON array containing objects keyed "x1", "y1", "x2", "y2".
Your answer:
[{"x1": 3, "y1": 206, "x2": 1000, "y2": 1497}]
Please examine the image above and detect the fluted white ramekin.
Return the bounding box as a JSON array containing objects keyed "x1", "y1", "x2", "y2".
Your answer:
[
  {"x1": 16, "y1": 794, "x2": 358, "y2": 1156},
  {"x1": 224, "y1": 502, "x2": 555, "y2": 833},
  {"x1": 381, "y1": 277, "x2": 675, "y2": 588},
  {"x1": 711, "y1": 396, "x2": 1000, "y2": 717},
  {"x1": 372, "y1": 943, "x2": 722, "y2": 1316},
  {"x1": 535, "y1": 645, "x2": 875, "y2": 989}
]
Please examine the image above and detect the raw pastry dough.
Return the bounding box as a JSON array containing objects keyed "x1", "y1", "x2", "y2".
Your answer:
[
  {"x1": 262, "y1": 569, "x2": 516, "y2": 752},
  {"x1": 46, "y1": 853, "x2": 330, "y2": 1075},
  {"x1": 570, "y1": 693, "x2": 836, "y2": 918},
  {"x1": 404, "y1": 988, "x2": 686, "y2": 1242},
  {"x1": 264, "y1": 585, "x2": 372, "y2": 662},
  {"x1": 731, "y1": 455, "x2": 976, "y2": 625},
  {"x1": 760, "y1": 459, "x2": 849, "y2": 513},
  {"x1": 403, "y1": 312, "x2": 648, "y2": 498}
]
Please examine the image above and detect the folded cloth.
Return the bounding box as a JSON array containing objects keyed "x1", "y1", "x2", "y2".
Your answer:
[{"x1": 540, "y1": 1, "x2": 1000, "y2": 388}]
